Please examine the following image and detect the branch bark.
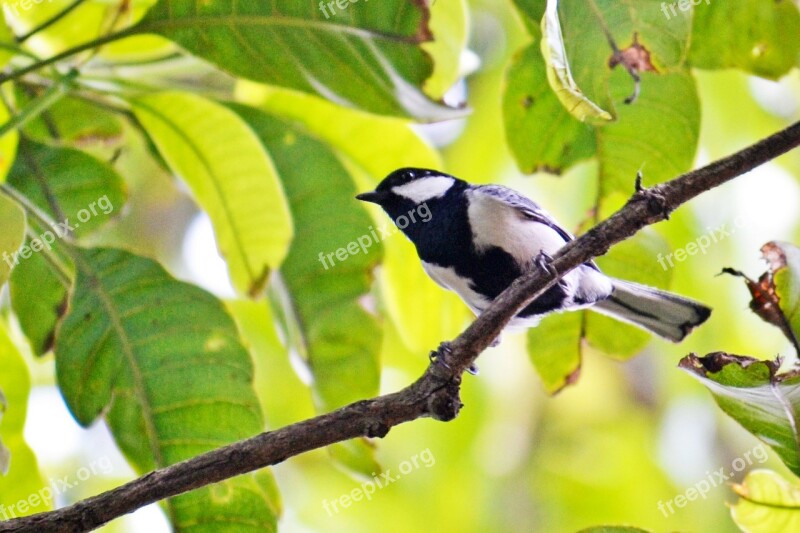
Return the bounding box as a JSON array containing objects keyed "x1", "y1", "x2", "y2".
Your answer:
[{"x1": 4, "y1": 121, "x2": 800, "y2": 532}]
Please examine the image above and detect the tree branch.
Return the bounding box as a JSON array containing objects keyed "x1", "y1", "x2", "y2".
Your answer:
[{"x1": 3, "y1": 121, "x2": 800, "y2": 532}]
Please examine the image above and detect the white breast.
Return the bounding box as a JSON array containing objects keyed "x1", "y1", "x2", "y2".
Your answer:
[
  {"x1": 465, "y1": 190, "x2": 567, "y2": 266},
  {"x1": 421, "y1": 261, "x2": 491, "y2": 314}
]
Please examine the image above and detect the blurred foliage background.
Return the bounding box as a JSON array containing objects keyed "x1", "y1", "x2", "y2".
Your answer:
[{"x1": 0, "y1": 0, "x2": 799, "y2": 532}]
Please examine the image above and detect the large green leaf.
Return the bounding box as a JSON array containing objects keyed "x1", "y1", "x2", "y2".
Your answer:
[
  {"x1": 551, "y1": 0, "x2": 692, "y2": 120},
  {"x1": 7, "y1": 139, "x2": 126, "y2": 355},
  {"x1": 0, "y1": 322, "x2": 50, "y2": 515},
  {"x1": 227, "y1": 104, "x2": 381, "y2": 475},
  {"x1": 132, "y1": 91, "x2": 293, "y2": 297},
  {"x1": 690, "y1": 0, "x2": 800, "y2": 79},
  {"x1": 503, "y1": 42, "x2": 595, "y2": 174},
  {"x1": 131, "y1": 0, "x2": 461, "y2": 120},
  {"x1": 227, "y1": 104, "x2": 381, "y2": 410},
  {"x1": 55, "y1": 247, "x2": 279, "y2": 530},
  {"x1": 0, "y1": 191, "x2": 26, "y2": 289},
  {"x1": 680, "y1": 352, "x2": 800, "y2": 477},
  {"x1": 597, "y1": 70, "x2": 700, "y2": 196},
  {"x1": 505, "y1": 2, "x2": 698, "y2": 182},
  {"x1": 730, "y1": 470, "x2": 800, "y2": 533}
]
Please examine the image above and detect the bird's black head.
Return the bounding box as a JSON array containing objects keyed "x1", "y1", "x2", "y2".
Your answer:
[
  {"x1": 356, "y1": 168, "x2": 465, "y2": 218},
  {"x1": 356, "y1": 168, "x2": 471, "y2": 261}
]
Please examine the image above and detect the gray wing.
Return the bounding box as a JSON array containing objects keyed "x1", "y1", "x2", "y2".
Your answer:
[
  {"x1": 471, "y1": 185, "x2": 575, "y2": 243},
  {"x1": 471, "y1": 184, "x2": 602, "y2": 271}
]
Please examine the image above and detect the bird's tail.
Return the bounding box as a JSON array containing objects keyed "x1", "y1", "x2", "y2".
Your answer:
[{"x1": 592, "y1": 279, "x2": 711, "y2": 342}]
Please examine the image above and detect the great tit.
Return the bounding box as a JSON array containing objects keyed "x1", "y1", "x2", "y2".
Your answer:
[{"x1": 356, "y1": 168, "x2": 711, "y2": 342}]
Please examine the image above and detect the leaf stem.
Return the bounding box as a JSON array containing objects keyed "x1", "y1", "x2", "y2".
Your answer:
[
  {"x1": 16, "y1": 0, "x2": 90, "y2": 44},
  {"x1": 0, "y1": 27, "x2": 135, "y2": 85},
  {"x1": 0, "y1": 69, "x2": 78, "y2": 139}
]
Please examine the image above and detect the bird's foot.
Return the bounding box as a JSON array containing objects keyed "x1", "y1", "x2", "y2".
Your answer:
[
  {"x1": 429, "y1": 341, "x2": 454, "y2": 370},
  {"x1": 430, "y1": 341, "x2": 479, "y2": 376},
  {"x1": 534, "y1": 251, "x2": 557, "y2": 277}
]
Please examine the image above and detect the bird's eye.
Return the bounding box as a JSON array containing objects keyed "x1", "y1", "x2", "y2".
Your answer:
[{"x1": 405, "y1": 170, "x2": 415, "y2": 180}]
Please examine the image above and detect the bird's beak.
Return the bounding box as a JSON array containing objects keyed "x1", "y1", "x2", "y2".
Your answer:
[{"x1": 355, "y1": 191, "x2": 387, "y2": 204}]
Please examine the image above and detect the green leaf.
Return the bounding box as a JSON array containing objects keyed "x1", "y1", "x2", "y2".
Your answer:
[
  {"x1": 541, "y1": 0, "x2": 612, "y2": 122},
  {"x1": 597, "y1": 70, "x2": 699, "y2": 197},
  {"x1": 55, "y1": 247, "x2": 278, "y2": 530},
  {"x1": 227, "y1": 105, "x2": 381, "y2": 410},
  {"x1": 237, "y1": 82, "x2": 468, "y2": 354},
  {"x1": 8, "y1": 138, "x2": 125, "y2": 235},
  {"x1": 226, "y1": 300, "x2": 315, "y2": 431},
  {"x1": 7, "y1": 138, "x2": 126, "y2": 355},
  {"x1": 0, "y1": 92, "x2": 19, "y2": 183},
  {"x1": 553, "y1": 0, "x2": 692, "y2": 119},
  {"x1": 511, "y1": 0, "x2": 546, "y2": 37},
  {"x1": 227, "y1": 105, "x2": 381, "y2": 476},
  {"x1": 730, "y1": 470, "x2": 800, "y2": 533},
  {"x1": 528, "y1": 311, "x2": 583, "y2": 395},
  {"x1": 690, "y1": 0, "x2": 800, "y2": 79},
  {"x1": 0, "y1": 191, "x2": 26, "y2": 288},
  {"x1": 0, "y1": 321, "x2": 50, "y2": 513},
  {"x1": 679, "y1": 352, "x2": 800, "y2": 477},
  {"x1": 133, "y1": 0, "x2": 462, "y2": 120},
  {"x1": 21, "y1": 96, "x2": 124, "y2": 146},
  {"x1": 132, "y1": 91, "x2": 293, "y2": 297},
  {"x1": 503, "y1": 42, "x2": 595, "y2": 173}
]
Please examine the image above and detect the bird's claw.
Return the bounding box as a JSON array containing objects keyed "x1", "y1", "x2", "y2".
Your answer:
[
  {"x1": 429, "y1": 341, "x2": 454, "y2": 370},
  {"x1": 534, "y1": 251, "x2": 557, "y2": 276},
  {"x1": 430, "y1": 341, "x2": 479, "y2": 376}
]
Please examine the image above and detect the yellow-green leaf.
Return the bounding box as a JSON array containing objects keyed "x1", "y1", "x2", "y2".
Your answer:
[
  {"x1": 0, "y1": 192, "x2": 26, "y2": 288},
  {"x1": 132, "y1": 92, "x2": 293, "y2": 297},
  {"x1": 731, "y1": 470, "x2": 800, "y2": 533},
  {"x1": 0, "y1": 321, "x2": 49, "y2": 514}
]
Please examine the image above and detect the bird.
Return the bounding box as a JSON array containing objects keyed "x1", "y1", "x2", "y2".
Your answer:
[{"x1": 356, "y1": 167, "x2": 711, "y2": 343}]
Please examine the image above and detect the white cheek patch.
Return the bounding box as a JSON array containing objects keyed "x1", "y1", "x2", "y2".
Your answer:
[{"x1": 392, "y1": 176, "x2": 455, "y2": 203}]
